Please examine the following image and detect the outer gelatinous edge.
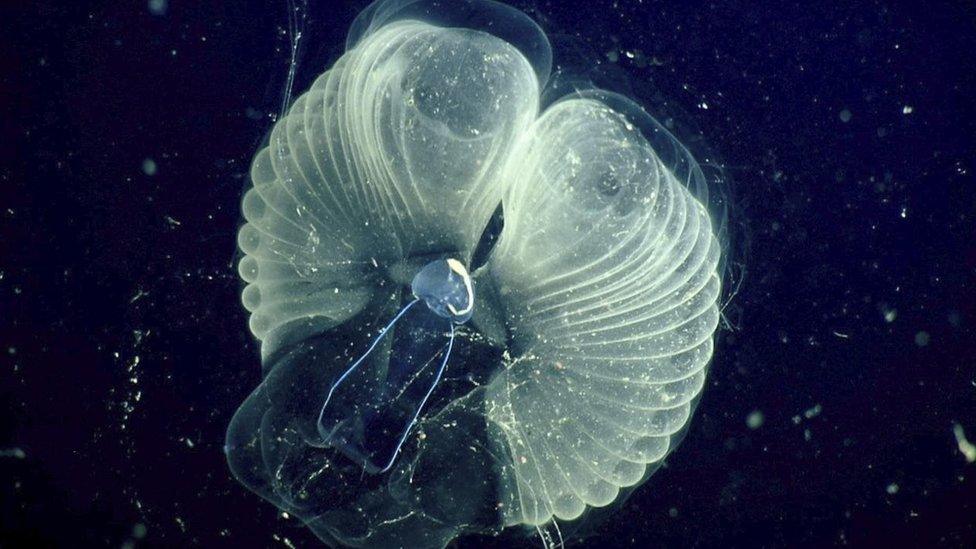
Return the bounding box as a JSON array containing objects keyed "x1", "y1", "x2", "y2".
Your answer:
[{"x1": 346, "y1": 0, "x2": 552, "y2": 88}]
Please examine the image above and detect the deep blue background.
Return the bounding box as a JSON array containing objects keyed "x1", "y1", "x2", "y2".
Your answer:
[{"x1": 2, "y1": 0, "x2": 974, "y2": 547}]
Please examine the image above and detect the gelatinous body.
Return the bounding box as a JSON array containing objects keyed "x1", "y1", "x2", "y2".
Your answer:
[{"x1": 226, "y1": 0, "x2": 729, "y2": 546}]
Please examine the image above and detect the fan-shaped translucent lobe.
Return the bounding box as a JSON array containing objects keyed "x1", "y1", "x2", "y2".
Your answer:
[
  {"x1": 554, "y1": 339, "x2": 715, "y2": 385},
  {"x1": 556, "y1": 420, "x2": 647, "y2": 485},
  {"x1": 559, "y1": 368, "x2": 707, "y2": 410},
  {"x1": 238, "y1": 20, "x2": 541, "y2": 360},
  {"x1": 485, "y1": 97, "x2": 722, "y2": 525},
  {"x1": 238, "y1": 168, "x2": 374, "y2": 355},
  {"x1": 526, "y1": 209, "x2": 718, "y2": 335},
  {"x1": 323, "y1": 20, "x2": 540, "y2": 257},
  {"x1": 489, "y1": 367, "x2": 671, "y2": 523}
]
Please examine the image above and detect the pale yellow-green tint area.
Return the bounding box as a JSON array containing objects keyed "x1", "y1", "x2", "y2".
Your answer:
[{"x1": 234, "y1": 15, "x2": 721, "y2": 534}]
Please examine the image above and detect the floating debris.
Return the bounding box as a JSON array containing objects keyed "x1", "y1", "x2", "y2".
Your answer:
[
  {"x1": 953, "y1": 423, "x2": 976, "y2": 463},
  {"x1": 746, "y1": 410, "x2": 764, "y2": 430},
  {"x1": 839, "y1": 109, "x2": 852, "y2": 122},
  {"x1": 148, "y1": 0, "x2": 168, "y2": 16},
  {"x1": 129, "y1": 288, "x2": 148, "y2": 303},
  {"x1": 883, "y1": 307, "x2": 897, "y2": 323},
  {"x1": 914, "y1": 331, "x2": 930, "y2": 347},
  {"x1": 804, "y1": 403, "x2": 823, "y2": 419},
  {"x1": 0, "y1": 448, "x2": 26, "y2": 459},
  {"x1": 142, "y1": 158, "x2": 158, "y2": 176},
  {"x1": 272, "y1": 534, "x2": 297, "y2": 549},
  {"x1": 886, "y1": 482, "x2": 899, "y2": 495}
]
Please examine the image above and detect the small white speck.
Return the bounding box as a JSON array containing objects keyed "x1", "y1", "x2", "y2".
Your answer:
[
  {"x1": 886, "y1": 482, "x2": 899, "y2": 495},
  {"x1": 142, "y1": 158, "x2": 157, "y2": 176},
  {"x1": 839, "y1": 109, "x2": 852, "y2": 123},
  {"x1": 902, "y1": 105, "x2": 913, "y2": 114}
]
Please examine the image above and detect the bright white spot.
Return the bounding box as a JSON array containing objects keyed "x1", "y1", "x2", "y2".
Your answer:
[
  {"x1": 902, "y1": 105, "x2": 913, "y2": 114},
  {"x1": 886, "y1": 482, "x2": 899, "y2": 495}
]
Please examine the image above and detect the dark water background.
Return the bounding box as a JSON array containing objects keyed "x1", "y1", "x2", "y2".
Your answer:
[{"x1": 2, "y1": 0, "x2": 974, "y2": 547}]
